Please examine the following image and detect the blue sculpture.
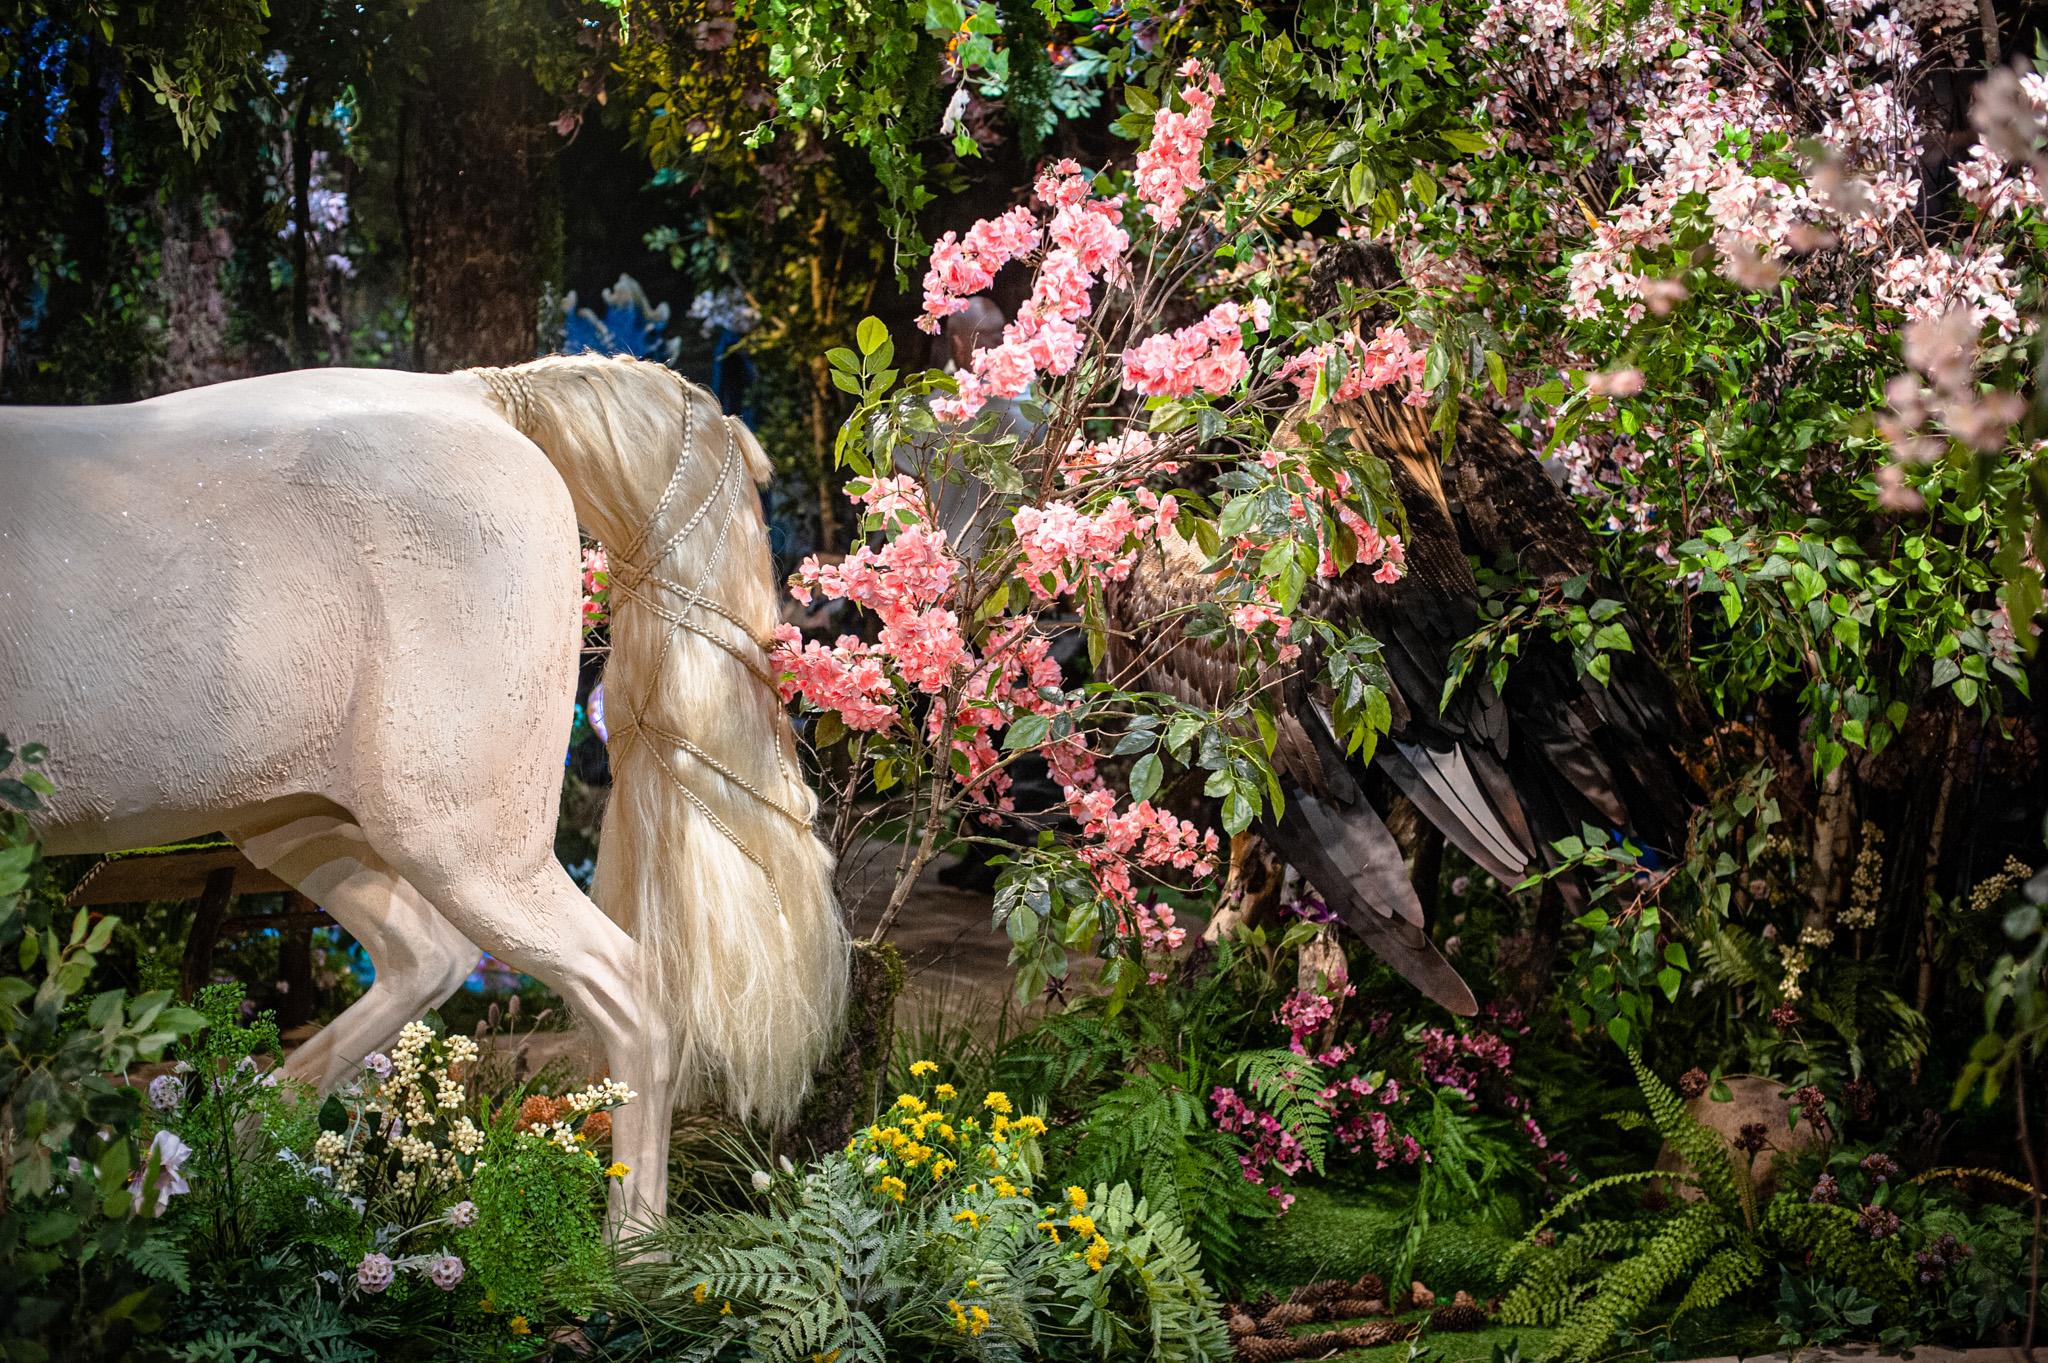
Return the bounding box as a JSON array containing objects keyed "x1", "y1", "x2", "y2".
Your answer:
[{"x1": 560, "y1": 273, "x2": 681, "y2": 364}]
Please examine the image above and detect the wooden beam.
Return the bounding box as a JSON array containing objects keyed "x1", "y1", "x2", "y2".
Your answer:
[{"x1": 178, "y1": 866, "x2": 238, "y2": 1001}]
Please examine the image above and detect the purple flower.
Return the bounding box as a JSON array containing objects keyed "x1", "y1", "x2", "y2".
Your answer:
[
  {"x1": 1450, "y1": 876, "x2": 1471, "y2": 897},
  {"x1": 448, "y1": 1199, "x2": 478, "y2": 1229},
  {"x1": 1857, "y1": 1204, "x2": 1901, "y2": 1239},
  {"x1": 428, "y1": 1255, "x2": 465, "y2": 1290},
  {"x1": 1860, "y1": 1152, "x2": 1899, "y2": 1184},
  {"x1": 363, "y1": 1052, "x2": 392, "y2": 1080},
  {"x1": 1810, "y1": 1173, "x2": 1840, "y2": 1204},
  {"x1": 148, "y1": 1074, "x2": 182, "y2": 1113},
  {"x1": 357, "y1": 1253, "x2": 395, "y2": 1293}
]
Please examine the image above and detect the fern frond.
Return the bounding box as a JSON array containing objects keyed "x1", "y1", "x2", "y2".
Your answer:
[
  {"x1": 1527, "y1": 1170, "x2": 1675, "y2": 1235},
  {"x1": 1674, "y1": 1244, "x2": 1764, "y2": 1317},
  {"x1": 1229, "y1": 1049, "x2": 1331, "y2": 1174},
  {"x1": 1627, "y1": 1049, "x2": 1747, "y2": 1223},
  {"x1": 1543, "y1": 1201, "x2": 1724, "y2": 1363},
  {"x1": 1498, "y1": 1219, "x2": 1655, "y2": 1326},
  {"x1": 1763, "y1": 1198, "x2": 1910, "y2": 1318}
]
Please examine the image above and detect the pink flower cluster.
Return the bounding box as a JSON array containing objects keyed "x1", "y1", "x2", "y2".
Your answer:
[
  {"x1": 929, "y1": 161, "x2": 1133, "y2": 423},
  {"x1": 1276, "y1": 324, "x2": 1428, "y2": 405},
  {"x1": 1060, "y1": 429, "x2": 1175, "y2": 486},
  {"x1": 920, "y1": 206, "x2": 1041, "y2": 333},
  {"x1": 1134, "y1": 60, "x2": 1224, "y2": 228},
  {"x1": 1011, "y1": 491, "x2": 1177, "y2": 598},
  {"x1": 1120, "y1": 299, "x2": 1269, "y2": 398},
  {"x1": 580, "y1": 546, "x2": 610, "y2": 633}
]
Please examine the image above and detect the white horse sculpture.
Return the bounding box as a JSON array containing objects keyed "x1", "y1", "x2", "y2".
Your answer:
[{"x1": 0, "y1": 355, "x2": 848, "y2": 1222}]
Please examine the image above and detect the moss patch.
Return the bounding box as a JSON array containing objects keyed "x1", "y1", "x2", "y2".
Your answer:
[{"x1": 1238, "y1": 1186, "x2": 1523, "y2": 1297}]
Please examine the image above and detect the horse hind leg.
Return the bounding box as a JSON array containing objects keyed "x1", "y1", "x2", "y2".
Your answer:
[{"x1": 229, "y1": 813, "x2": 481, "y2": 1092}]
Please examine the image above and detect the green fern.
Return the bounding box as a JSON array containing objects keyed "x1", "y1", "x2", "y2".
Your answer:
[
  {"x1": 1544, "y1": 1201, "x2": 1728, "y2": 1363},
  {"x1": 1763, "y1": 1199, "x2": 1910, "y2": 1317},
  {"x1": 1675, "y1": 1244, "x2": 1767, "y2": 1316},
  {"x1": 1229, "y1": 1049, "x2": 1332, "y2": 1174}
]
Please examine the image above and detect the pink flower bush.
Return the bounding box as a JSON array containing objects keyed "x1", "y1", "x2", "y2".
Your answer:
[
  {"x1": 1133, "y1": 59, "x2": 1224, "y2": 228},
  {"x1": 1120, "y1": 299, "x2": 1265, "y2": 398},
  {"x1": 1276, "y1": 324, "x2": 1428, "y2": 405}
]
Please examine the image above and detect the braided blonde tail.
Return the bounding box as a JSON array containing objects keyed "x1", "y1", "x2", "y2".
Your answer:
[{"x1": 474, "y1": 355, "x2": 848, "y2": 1124}]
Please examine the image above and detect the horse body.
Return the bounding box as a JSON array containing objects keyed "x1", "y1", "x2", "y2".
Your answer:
[{"x1": 0, "y1": 359, "x2": 847, "y2": 1224}]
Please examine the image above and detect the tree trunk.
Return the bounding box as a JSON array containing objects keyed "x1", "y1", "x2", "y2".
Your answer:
[
  {"x1": 399, "y1": 6, "x2": 558, "y2": 372},
  {"x1": 291, "y1": 83, "x2": 317, "y2": 369},
  {"x1": 783, "y1": 941, "x2": 905, "y2": 1158}
]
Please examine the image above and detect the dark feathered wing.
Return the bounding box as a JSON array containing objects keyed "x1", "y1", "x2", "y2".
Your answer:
[
  {"x1": 1105, "y1": 529, "x2": 1478, "y2": 1014},
  {"x1": 1441, "y1": 400, "x2": 1698, "y2": 857}
]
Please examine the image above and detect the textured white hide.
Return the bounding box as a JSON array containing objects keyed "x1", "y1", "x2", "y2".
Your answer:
[{"x1": 0, "y1": 367, "x2": 668, "y2": 1223}]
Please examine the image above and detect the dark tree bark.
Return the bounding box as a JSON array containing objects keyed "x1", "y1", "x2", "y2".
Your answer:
[
  {"x1": 291, "y1": 83, "x2": 318, "y2": 369},
  {"x1": 399, "y1": 4, "x2": 558, "y2": 372}
]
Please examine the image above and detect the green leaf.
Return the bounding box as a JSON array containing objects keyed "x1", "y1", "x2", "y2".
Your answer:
[
  {"x1": 813, "y1": 711, "x2": 847, "y2": 749},
  {"x1": 1130, "y1": 753, "x2": 1163, "y2": 804},
  {"x1": 856, "y1": 316, "x2": 890, "y2": 355}
]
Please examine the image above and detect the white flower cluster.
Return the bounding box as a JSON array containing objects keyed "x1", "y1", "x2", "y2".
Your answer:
[
  {"x1": 563, "y1": 1077, "x2": 637, "y2": 1113},
  {"x1": 308, "y1": 1025, "x2": 482, "y2": 1195}
]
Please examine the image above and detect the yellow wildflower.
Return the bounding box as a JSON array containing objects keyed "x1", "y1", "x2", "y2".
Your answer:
[
  {"x1": 932, "y1": 1158, "x2": 955, "y2": 1179},
  {"x1": 990, "y1": 1177, "x2": 1017, "y2": 1198},
  {"x1": 949, "y1": 1300, "x2": 969, "y2": 1334},
  {"x1": 934, "y1": 1083, "x2": 957, "y2": 1101},
  {"x1": 1013, "y1": 1115, "x2": 1047, "y2": 1137},
  {"x1": 1085, "y1": 1235, "x2": 1112, "y2": 1272},
  {"x1": 895, "y1": 1094, "x2": 927, "y2": 1114},
  {"x1": 970, "y1": 1306, "x2": 990, "y2": 1337},
  {"x1": 605, "y1": 1162, "x2": 630, "y2": 1178},
  {"x1": 1067, "y1": 1214, "x2": 1096, "y2": 1236},
  {"x1": 721, "y1": 1301, "x2": 733, "y2": 1316},
  {"x1": 911, "y1": 1060, "x2": 938, "y2": 1077},
  {"x1": 953, "y1": 1209, "x2": 982, "y2": 1228},
  {"x1": 982, "y1": 1091, "x2": 1012, "y2": 1115},
  {"x1": 876, "y1": 1175, "x2": 907, "y2": 1202},
  {"x1": 693, "y1": 1282, "x2": 708, "y2": 1304},
  {"x1": 1067, "y1": 1185, "x2": 1088, "y2": 1210},
  {"x1": 939, "y1": 1124, "x2": 956, "y2": 1142},
  {"x1": 510, "y1": 1317, "x2": 532, "y2": 1336},
  {"x1": 1037, "y1": 1221, "x2": 1063, "y2": 1243}
]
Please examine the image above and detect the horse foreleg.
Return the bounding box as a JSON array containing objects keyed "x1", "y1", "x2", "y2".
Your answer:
[{"x1": 232, "y1": 816, "x2": 481, "y2": 1091}]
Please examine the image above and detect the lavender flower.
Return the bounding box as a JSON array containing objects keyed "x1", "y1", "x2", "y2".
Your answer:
[
  {"x1": 148, "y1": 1074, "x2": 182, "y2": 1113},
  {"x1": 448, "y1": 1199, "x2": 478, "y2": 1229},
  {"x1": 363, "y1": 1052, "x2": 392, "y2": 1080},
  {"x1": 428, "y1": 1255, "x2": 465, "y2": 1290}
]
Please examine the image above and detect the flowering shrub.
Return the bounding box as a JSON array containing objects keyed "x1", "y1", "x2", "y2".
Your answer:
[
  {"x1": 298, "y1": 1020, "x2": 633, "y2": 1321},
  {"x1": 776, "y1": 62, "x2": 1418, "y2": 1001}
]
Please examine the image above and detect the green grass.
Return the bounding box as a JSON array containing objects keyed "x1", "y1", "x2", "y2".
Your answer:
[{"x1": 1235, "y1": 1185, "x2": 1524, "y2": 1297}]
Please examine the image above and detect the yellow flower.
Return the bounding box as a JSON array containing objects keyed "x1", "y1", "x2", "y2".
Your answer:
[
  {"x1": 1013, "y1": 1115, "x2": 1047, "y2": 1138},
  {"x1": 895, "y1": 1094, "x2": 927, "y2": 1114},
  {"x1": 953, "y1": 1208, "x2": 982, "y2": 1228},
  {"x1": 970, "y1": 1306, "x2": 990, "y2": 1337},
  {"x1": 949, "y1": 1299, "x2": 969, "y2": 1334},
  {"x1": 1067, "y1": 1185, "x2": 1088, "y2": 1210},
  {"x1": 939, "y1": 1123, "x2": 956, "y2": 1142},
  {"x1": 1067, "y1": 1214, "x2": 1096, "y2": 1236},
  {"x1": 982, "y1": 1091, "x2": 1012, "y2": 1115},
  {"x1": 932, "y1": 1157, "x2": 955, "y2": 1179},
  {"x1": 876, "y1": 1175, "x2": 907, "y2": 1202},
  {"x1": 693, "y1": 1282, "x2": 708, "y2": 1304},
  {"x1": 990, "y1": 1177, "x2": 1017, "y2": 1198},
  {"x1": 721, "y1": 1301, "x2": 733, "y2": 1316},
  {"x1": 510, "y1": 1317, "x2": 532, "y2": 1336},
  {"x1": 934, "y1": 1083, "x2": 957, "y2": 1101},
  {"x1": 1085, "y1": 1235, "x2": 1112, "y2": 1272},
  {"x1": 812, "y1": 1354, "x2": 841, "y2": 1363},
  {"x1": 605, "y1": 1162, "x2": 630, "y2": 1179},
  {"x1": 911, "y1": 1060, "x2": 938, "y2": 1077},
  {"x1": 1037, "y1": 1221, "x2": 1063, "y2": 1243}
]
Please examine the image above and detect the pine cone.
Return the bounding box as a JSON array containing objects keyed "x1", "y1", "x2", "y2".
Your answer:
[
  {"x1": 1291, "y1": 1279, "x2": 1352, "y2": 1306},
  {"x1": 1453, "y1": 1291, "x2": 1479, "y2": 1309},
  {"x1": 1261, "y1": 1303, "x2": 1317, "y2": 1332},
  {"x1": 1410, "y1": 1281, "x2": 1436, "y2": 1310},
  {"x1": 1327, "y1": 1299, "x2": 1383, "y2": 1320},
  {"x1": 1430, "y1": 1303, "x2": 1490, "y2": 1333},
  {"x1": 1388, "y1": 1288, "x2": 1415, "y2": 1315},
  {"x1": 1486, "y1": 1294, "x2": 1506, "y2": 1315},
  {"x1": 1228, "y1": 1314, "x2": 1259, "y2": 1339},
  {"x1": 1291, "y1": 1331, "x2": 1351, "y2": 1357},
  {"x1": 1342, "y1": 1321, "x2": 1414, "y2": 1348},
  {"x1": 1236, "y1": 1335, "x2": 1303, "y2": 1363},
  {"x1": 1251, "y1": 1291, "x2": 1281, "y2": 1316},
  {"x1": 1352, "y1": 1273, "x2": 1386, "y2": 1301}
]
